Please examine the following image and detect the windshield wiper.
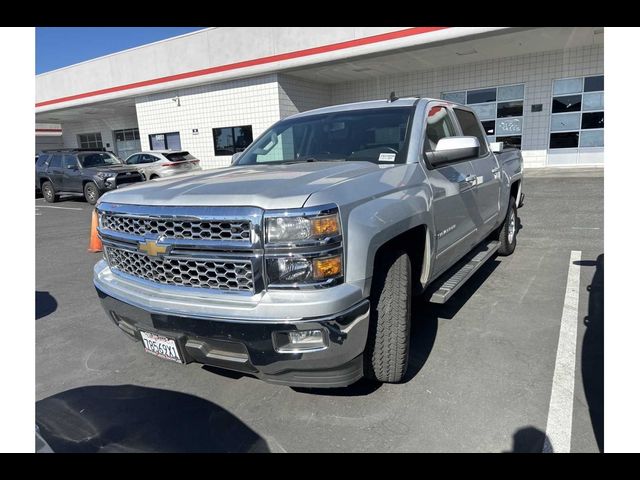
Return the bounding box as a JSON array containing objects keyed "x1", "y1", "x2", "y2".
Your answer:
[{"x1": 281, "y1": 156, "x2": 346, "y2": 164}]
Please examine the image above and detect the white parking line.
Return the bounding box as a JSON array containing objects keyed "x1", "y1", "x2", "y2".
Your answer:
[
  {"x1": 543, "y1": 250, "x2": 582, "y2": 453},
  {"x1": 35, "y1": 205, "x2": 83, "y2": 211}
]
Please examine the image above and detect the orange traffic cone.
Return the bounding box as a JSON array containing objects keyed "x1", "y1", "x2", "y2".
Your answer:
[{"x1": 88, "y1": 209, "x2": 103, "y2": 253}]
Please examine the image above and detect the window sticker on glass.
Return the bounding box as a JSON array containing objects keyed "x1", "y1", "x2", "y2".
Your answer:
[{"x1": 378, "y1": 153, "x2": 396, "y2": 162}]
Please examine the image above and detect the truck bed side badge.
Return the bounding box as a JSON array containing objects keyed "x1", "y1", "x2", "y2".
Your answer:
[{"x1": 437, "y1": 224, "x2": 457, "y2": 239}]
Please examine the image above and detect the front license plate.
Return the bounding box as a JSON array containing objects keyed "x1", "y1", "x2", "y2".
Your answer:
[{"x1": 140, "y1": 331, "x2": 183, "y2": 363}]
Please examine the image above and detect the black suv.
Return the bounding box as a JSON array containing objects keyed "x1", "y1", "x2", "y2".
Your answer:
[{"x1": 35, "y1": 149, "x2": 144, "y2": 205}]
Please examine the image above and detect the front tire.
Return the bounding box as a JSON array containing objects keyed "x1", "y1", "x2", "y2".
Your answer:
[
  {"x1": 41, "y1": 181, "x2": 58, "y2": 203},
  {"x1": 364, "y1": 250, "x2": 412, "y2": 383},
  {"x1": 84, "y1": 182, "x2": 100, "y2": 205},
  {"x1": 497, "y1": 197, "x2": 518, "y2": 256}
]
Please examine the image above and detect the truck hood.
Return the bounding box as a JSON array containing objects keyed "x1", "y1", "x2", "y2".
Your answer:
[{"x1": 99, "y1": 161, "x2": 383, "y2": 209}]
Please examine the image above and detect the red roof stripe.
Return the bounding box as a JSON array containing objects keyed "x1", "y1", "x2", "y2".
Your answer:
[{"x1": 36, "y1": 27, "x2": 449, "y2": 108}]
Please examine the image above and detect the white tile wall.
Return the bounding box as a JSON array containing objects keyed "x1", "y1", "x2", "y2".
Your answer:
[
  {"x1": 135, "y1": 74, "x2": 283, "y2": 170},
  {"x1": 67, "y1": 45, "x2": 603, "y2": 170},
  {"x1": 331, "y1": 44, "x2": 604, "y2": 167},
  {"x1": 61, "y1": 114, "x2": 139, "y2": 153},
  {"x1": 278, "y1": 74, "x2": 332, "y2": 118}
]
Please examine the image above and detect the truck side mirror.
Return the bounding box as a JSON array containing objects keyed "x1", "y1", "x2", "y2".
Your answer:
[
  {"x1": 425, "y1": 136, "x2": 480, "y2": 167},
  {"x1": 490, "y1": 142, "x2": 504, "y2": 153},
  {"x1": 231, "y1": 152, "x2": 242, "y2": 165}
]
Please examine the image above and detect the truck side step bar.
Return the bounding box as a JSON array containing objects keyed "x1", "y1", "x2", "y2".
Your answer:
[{"x1": 427, "y1": 240, "x2": 500, "y2": 304}]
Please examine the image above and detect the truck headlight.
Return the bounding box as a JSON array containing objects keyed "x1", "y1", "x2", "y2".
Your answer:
[
  {"x1": 266, "y1": 253, "x2": 342, "y2": 286},
  {"x1": 264, "y1": 204, "x2": 343, "y2": 289},
  {"x1": 96, "y1": 172, "x2": 116, "y2": 180},
  {"x1": 265, "y1": 212, "x2": 340, "y2": 244}
]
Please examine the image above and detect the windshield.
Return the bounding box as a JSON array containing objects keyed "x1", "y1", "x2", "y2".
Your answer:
[
  {"x1": 236, "y1": 107, "x2": 414, "y2": 166},
  {"x1": 78, "y1": 152, "x2": 122, "y2": 168}
]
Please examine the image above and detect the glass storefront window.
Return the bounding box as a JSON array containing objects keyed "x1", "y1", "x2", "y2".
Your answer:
[
  {"x1": 550, "y1": 75, "x2": 604, "y2": 149},
  {"x1": 442, "y1": 83, "x2": 525, "y2": 149}
]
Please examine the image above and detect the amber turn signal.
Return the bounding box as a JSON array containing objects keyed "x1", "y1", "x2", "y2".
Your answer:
[
  {"x1": 312, "y1": 255, "x2": 342, "y2": 280},
  {"x1": 311, "y1": 214, "x2": 340, "y2": 237}
]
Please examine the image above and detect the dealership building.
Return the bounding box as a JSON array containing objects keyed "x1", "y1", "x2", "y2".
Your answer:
[{"x1": 36, "y1": 26, "x2": 604, "y2": 169}]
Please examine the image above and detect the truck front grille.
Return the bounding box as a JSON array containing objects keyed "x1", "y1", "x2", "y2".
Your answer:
[
  {"x1": 102, "y1": 214, "x2": 251, "y2": 241},
  {"x1": 104, "y1": 246, "x2": 254, "y2": 292}
]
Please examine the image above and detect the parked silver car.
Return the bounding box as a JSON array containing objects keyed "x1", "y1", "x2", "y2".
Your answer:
[{"x1": 124, "y1": 150, "x2": 202, "y2": 180}]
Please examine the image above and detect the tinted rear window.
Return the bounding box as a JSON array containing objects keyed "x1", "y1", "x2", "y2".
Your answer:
[
  {"x1": 49, "y1": 155, "x2": 62, "y2": 169},
  {"x1": 165, "y1": 152, "x2": 196, "y2": 162}
]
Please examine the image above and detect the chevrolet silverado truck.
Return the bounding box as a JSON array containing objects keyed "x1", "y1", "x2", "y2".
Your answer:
[{"x1": 93, "y1": 96, "x2": 524, "y2": 388}]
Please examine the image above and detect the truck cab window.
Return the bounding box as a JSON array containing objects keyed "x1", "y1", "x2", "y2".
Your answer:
[
  {"x1": 453, "y1": 108, "x2": 488, "y2": 156},
  {"x1": 425, "y1": 105, "x2": 456, "y2": 151}
]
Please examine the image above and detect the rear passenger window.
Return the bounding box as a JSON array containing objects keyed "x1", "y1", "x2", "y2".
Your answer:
[
  {"x1": 425, "y1": 105, "x2": 456, "y2": 151},
  {"x1": 63, "y1": 155, "x2": 78, "y2": 169},
  {"x1": 453, "y1": 108, "x2": 488, "y2": 156},
  {"x1": 49, "y1": 155, "x2": 62, "y2": 169}
]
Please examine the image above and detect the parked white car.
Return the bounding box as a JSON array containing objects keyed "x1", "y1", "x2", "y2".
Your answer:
[{"x1": 124, "y1": 150, "x2": 202, "y2": 180}]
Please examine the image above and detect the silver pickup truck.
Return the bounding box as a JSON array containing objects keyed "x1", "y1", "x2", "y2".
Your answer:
[{"x1": 93, "y1": 96, "x2": 524, "y2": 388}]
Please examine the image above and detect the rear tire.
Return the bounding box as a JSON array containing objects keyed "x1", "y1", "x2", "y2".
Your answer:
[
  {"x1": 84, "y1": 182, "x2": 100, "y2": 205},
  {"x1": 42, "y1": 181, "x2": 58, "y2": 203},
  {"x1": 363, "y1": 250, "x2": 412, "y2": 383},
  {"x1": 497, "y1": 197, "x2": 518, "y2": 256}
]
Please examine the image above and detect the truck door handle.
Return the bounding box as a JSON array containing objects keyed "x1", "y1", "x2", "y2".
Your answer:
[
  {"x1": 459, "y1": 175, "x2": 476, "y2": 189},
  {"x1": 491, "y1": 167, "x2": 500, "y2": 173}
]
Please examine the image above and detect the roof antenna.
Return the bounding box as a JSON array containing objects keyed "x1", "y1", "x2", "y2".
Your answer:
[{"x1": 387, "y1": 91, "x2": 398, "y2": 103}]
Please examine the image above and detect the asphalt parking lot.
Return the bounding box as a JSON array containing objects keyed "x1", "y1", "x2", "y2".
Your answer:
[{"x1": 35, "y1": 168, "x2": 604, "y2": 453}]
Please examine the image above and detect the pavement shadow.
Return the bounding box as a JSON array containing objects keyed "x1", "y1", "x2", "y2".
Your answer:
[
  {"x1": 36, "y1": 291, "x2": 57, "y2": 320},
  {"x1": 57, "y1": 195, "x2": 90, "y2": 204},
  {"x1": 504, "y1": 426, "x2": 552, "y2": 453},
  {"x1": 36, "y1": 384, "x2": 270, "y2": 453},
  {"x1": 403, "y1": 258, "x2": 501, "y2": 383},
  {"x1": 292, "y1": 377, "x2": 381, "y2": 397},
  {"x1": 202, "y1": 357, "x2": 382, "y2": 397},
  {"x1": 208, "y1": 258, "x2": 502, "y2": 394},
  {"x1": 575, "y1": 254, "x2": 604, "y2": 452},
  {"x1": 201, "y1": 365, "x2": 254, "y2": 381}
]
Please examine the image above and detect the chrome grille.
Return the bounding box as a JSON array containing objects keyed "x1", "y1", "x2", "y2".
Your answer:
[
  {"x1": 104, "y1": 246, "x2": 254, "y2": 292},
  {"x1": 102, "y1": 214, "x2": 251, "y2": 241}
]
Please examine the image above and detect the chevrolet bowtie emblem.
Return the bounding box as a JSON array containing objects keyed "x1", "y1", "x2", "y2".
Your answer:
[{"x1": 139, "y1": 240, "x2": 169, "y2": 257}]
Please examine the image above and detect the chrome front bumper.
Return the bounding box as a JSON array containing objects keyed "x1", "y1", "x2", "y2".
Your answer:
[{"x1": 94, "y1": 261, "x2": 370, "y2": 387}]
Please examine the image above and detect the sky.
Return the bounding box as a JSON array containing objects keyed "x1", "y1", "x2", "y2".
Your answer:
[{"x1": 36, "y1": 27, "x2": 206, "y2": 74}]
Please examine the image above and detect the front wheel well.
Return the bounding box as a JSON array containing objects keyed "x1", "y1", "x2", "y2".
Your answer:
[
  {"x1": 372, "y1": 225, "x2": 427, "y2": 295},
  {"x1": 510, "y1": 180, "x2": 521, "y2": 201}
]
